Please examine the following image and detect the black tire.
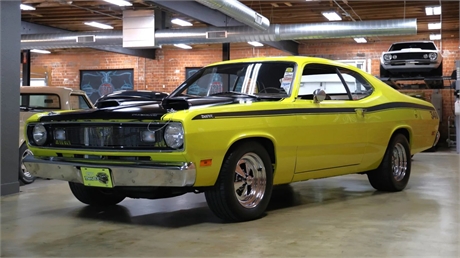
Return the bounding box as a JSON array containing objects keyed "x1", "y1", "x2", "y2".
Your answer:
[
  {"x1": 69, "y1": 182, "x2": 125, "y2": 206},
  {"x1": 367, "y1": 134, "x2": 411, "y2": 192},
  {"x1": 431, "y1": 62, "x2": 443, "y2": 77},
  {"x1": 380, "y1": 64, "x2": 390, "y2": 78},
  {"x1": 205, "y1": 141, "x2": 274, "y2": 222},
  {"x1": 19, "y1": 143, "x2": 35, "y2": 185}
]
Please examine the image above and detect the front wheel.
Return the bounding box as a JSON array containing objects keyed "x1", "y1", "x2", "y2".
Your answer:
[
  {"x1": 69, "y1": 182, "x2": 125, "y2": 206},
  {"x1": 19, "y1": 143, "x2": 35, "y2": 185},
  {"x1": 205, "y1": 141, "x2": 273, "y2": 222},
  {"x1": 367, "y1": 134, "x2": 411, "y2": 191}
]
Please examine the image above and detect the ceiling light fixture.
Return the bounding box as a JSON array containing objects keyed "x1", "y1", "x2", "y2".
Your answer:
[
  {"x1": 429, "y1": 34, "x2": 442, "y2": 40},
  {"x1": 30, "y1": 49, "x2": 51, "y2": 54},
  {"x1": 103, "y1": 0, "x2": 132, "y2": 6},
  {"x1": 428, "y1": 22, "x2": 442, "y2": 30},
  {"x1": 322, "y1": 11, "x2": 342, "y2": 21},
  {"x1": 354, "y1": 38, "x2": 367, "y2": 43},
  {"x1": 425, "y1": 6, "x2": 441, "y2": 16},
  {"x1": 173, "y1": 44, "x2": 192, "y2": 49},
  {"x1": 84, "y1": 21, "x2": 114, "y2": 30},
  {"x1": 20, "y1": 4, "x2": 36, "y2": 11},
  {"x1": 171, "y1": 18, "x2": 193, "y2": 27},
  {"x1": 248, "y1": 41, "x2": 264, "y2": 47}
]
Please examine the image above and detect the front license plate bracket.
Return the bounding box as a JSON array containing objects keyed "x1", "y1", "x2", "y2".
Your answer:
[{"x1": 81, "y1": 167, "x2": 113, "y2": 188}]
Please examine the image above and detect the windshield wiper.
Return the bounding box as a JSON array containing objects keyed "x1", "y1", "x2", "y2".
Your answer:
[{"x1": 210, "y1": 91, "x2": 258, "y2": 98}]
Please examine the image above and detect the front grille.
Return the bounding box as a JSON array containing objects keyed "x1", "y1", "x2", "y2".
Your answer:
[
  {"x1": 394, "y1": 53, "x2": 428, "y2": 60},
  {"x1": 28, "y1": 123, "x2": 174, "y2": 150}
]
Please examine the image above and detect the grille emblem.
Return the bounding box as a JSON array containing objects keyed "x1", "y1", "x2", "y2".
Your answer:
[{"x1": 91, "y1": 127, "x2": 112, "y2": 147}]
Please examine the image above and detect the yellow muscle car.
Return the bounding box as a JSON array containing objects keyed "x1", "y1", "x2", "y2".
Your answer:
[{"x1": 23, "y1": 56, "x2": 439, "y2": 222}]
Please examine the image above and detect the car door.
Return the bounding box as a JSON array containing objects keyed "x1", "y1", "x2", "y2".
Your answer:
[{"x1": 294, "y1": 63, "x2": 372, "y2": 175}]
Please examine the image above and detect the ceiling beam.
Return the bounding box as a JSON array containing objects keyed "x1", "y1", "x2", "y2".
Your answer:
[
  {"x1": 150, "y1": 0, "x2": 298, "y2": 55},
  {"x1": 21, "y1": 21, "x2": 156, "y2": 59}
]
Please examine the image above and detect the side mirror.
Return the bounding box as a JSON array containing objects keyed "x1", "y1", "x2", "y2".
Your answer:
[{"x1": 313, "y1": 89, "x2": 326, "y2": 103}]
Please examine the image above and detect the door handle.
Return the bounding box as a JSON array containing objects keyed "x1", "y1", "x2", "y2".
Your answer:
[{"x1": 355, "y1": 108, "x2": 367, "y2": 117}]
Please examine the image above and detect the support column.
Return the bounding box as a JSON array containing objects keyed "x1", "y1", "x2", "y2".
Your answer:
[
  {"x1": 455, "y1": 61, "x2": 460, "y2": 154},
  {"x1": 222, "y1": 43, "x2": 230, "y2": 61},
  {"x1": 1, "y1": 1, "x2": 21, "y2": 195},
  {"x1": 22, "y1": 50, "x2": 31, "y2": 86}
]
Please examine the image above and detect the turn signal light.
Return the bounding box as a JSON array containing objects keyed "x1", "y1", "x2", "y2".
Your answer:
[{"x1": 200, "y1": 159, "x2": 212, "y2": 167}]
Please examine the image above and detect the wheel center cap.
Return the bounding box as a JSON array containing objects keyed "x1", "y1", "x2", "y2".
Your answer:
[{"x1": 246, "y1": 176, "x2": 254, "y2": 185}]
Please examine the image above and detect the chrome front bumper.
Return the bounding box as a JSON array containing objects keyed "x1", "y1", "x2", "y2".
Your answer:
[{"x1": 23, "y1": 156, "x2": 196, "y2": 187}]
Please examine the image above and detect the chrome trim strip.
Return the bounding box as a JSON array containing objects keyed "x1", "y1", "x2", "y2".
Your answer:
[{"x1": 23, "y1": 156, "x2": 196, "y2": 187}]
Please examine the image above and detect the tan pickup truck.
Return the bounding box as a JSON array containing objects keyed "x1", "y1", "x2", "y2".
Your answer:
[{"x1": 19, "y1": 86, "x2": 93, "y2": 184}]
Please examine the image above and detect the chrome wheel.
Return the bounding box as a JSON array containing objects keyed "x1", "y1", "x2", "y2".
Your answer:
[
  {"x1": 233, "y1": 152, "x2": 267, "y2": 209},
  {"x1": 392, "y1": 142, "x2": 407, "y2": 181},
  {"x1": 21, "y1": 148, "x2": 34, "y2": 179}
]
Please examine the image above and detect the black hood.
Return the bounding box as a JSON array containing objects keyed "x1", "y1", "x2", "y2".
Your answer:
[{"x1": 38, "y1": 96, "x2": 237, "y2": 122}]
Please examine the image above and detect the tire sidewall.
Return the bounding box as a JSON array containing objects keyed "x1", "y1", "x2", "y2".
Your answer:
[
  {"x1": 19, "y1": 143, "x2": 35, "y2": 184},
  {"x1": 220, "y1": 142, "x2": 274, "y2": 221},
  {"x1": 386, "y1": 134, "x2": 411, "y2": 191}
]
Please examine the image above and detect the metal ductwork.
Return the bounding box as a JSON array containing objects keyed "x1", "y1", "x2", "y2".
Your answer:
[
  {"x1": 21, "y1": 31, "x2": 123, "y2": 49},
  {"x1": 195, "y1": 0, "x2": 270, "y2": 31},
  {"x1": 21, "y1": 19, "x2": 417, "y2": 50}
]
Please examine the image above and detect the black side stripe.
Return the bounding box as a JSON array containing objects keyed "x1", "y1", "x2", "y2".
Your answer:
[{"x1": 192, "y1": 102, "x2": 435, "y2": 120}]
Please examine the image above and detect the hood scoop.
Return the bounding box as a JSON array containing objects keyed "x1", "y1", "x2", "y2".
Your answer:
[{"x1": 162, "y1": 96, "x2": 235, "y2": 111}]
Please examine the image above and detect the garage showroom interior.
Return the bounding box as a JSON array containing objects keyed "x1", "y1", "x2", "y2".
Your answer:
[{"x1": 1, "y1": 0, "x2": 460, "y2": 256}]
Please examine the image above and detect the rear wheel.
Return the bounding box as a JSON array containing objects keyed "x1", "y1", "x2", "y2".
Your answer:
[
  {"x1": 205, "y1": 141, "x2": 273, "y2": 222},
  {"x1": 69, "y1": 182, "x2": 125, "y2": 206},
  {"x1": 367, "y1": 134, "x2": 411, "y2": 191},
  {"x1": 19, "y1": 143, "x2": 35, "y2": 185}
]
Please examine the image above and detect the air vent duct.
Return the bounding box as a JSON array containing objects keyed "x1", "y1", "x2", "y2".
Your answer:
[
  {"x1": 21, "y1": 19, "x2": 417, "y2": 49},
  {"x1": 206, "y1": 31, "x2": 227, "y2": 39},
  {"x1": 76, "y1": 35, "x2": 96, "y2": 43}
]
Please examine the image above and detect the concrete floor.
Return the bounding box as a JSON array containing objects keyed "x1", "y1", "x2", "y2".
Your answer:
[{"x1": 1, "y1": 152, "x2": 459, "y2": 257}]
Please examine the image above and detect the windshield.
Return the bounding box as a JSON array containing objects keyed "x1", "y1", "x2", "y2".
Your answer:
[
  {"x1": 170, "y1": 61, "x2": 296, "y2": 98},
  {"x1": 389, "y1": 42, "x2": 437, "y2": 51}
]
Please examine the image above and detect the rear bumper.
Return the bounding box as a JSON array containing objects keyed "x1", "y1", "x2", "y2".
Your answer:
[{"x1": 23, "y1": 156, "x2": 196, "y2": 187}]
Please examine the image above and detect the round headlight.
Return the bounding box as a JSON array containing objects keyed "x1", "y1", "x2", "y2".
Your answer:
[
  {"x1": 33, "y1": 124, "x2": 47, "y2": 145},
  {"x1": 429, "y1": 52, "x2": 437, "y2": 60},
  {"x1": 164, "y1": 123, "x2": 184, "y2": 149},
  {"x1": 383, "y1": 54, "x2": 392, "y2": 61},
  {"x1": 392, "y1": 55, "x2": 397, "y2": 60},
  {"x1": 423, "y1": 54, "x2": 429, "y2": 59}
]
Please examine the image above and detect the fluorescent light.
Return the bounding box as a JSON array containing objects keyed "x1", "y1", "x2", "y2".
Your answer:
[
  {"x1": 430, "y1": 34, "x2": 442, "y2": 40},
  {"x1": 354, "y1": 38, "x2": 367, "y2": 43},
  {"x1": 322, "y1": 11, "x2": 342, "y2": 21},
  {"x1": 103, "y1": 0, "x2": 132, "y2": 6},
  {"x1": 248, "y1": 41, "x2": 264, "y2": 47},
  {"x1": 173, "y1": 44, "x2": 192, "y2": 49},
  {"x1": 30, "y1": 49, "x2": 51, "y2": 54},
  {"x1": 425, "y1": 6, "x2": 441, "y2": 15},
  {"x1": 20, "y1": 4, "x2": 35, "y2": 11},
  {"x1": 171, "y1": 18, "x2": 193, "y2": 27},
  {"x1": 428, "y1": 22, "x2": 442, "y2": 30},
  {"x1": 84, "y1": 22, "x2": 114, "y2": 30}
]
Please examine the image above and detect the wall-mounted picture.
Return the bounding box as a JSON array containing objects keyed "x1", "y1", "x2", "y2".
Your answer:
[
  {"x1": 80, "y1": 69, "x2": 134, "y2": 103},
  {"x1": 185, "y1": 67, "x2": 201, "y2": 80}
]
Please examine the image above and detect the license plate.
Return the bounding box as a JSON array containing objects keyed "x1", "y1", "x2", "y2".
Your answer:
[{"x1": 81, "y1": 167, "x2": 113, "y2": 188}]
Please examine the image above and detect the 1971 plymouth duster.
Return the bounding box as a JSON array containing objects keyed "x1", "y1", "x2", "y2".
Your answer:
[
  {"x1": 23, "y1": 56, "x2": 439, "y2": 222},
  {"x1": 19, "y1": 86, "x2": 93, "y2": 184}
]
